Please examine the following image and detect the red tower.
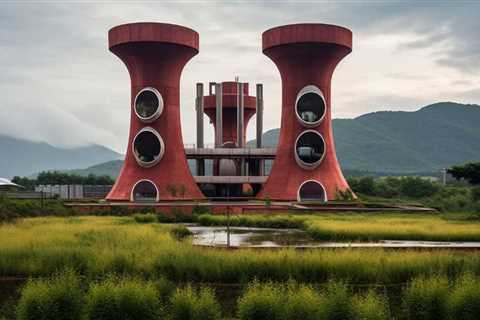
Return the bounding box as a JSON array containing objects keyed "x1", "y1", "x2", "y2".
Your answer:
[
  {"x1": 106, "y1": 22, "x2": 204, "y2": 201},
  {"x1": 258, "y1": 23, "x2": 353, "y2": 202},
  {"x1": 204, "y1": 82, "x2": 256, "y2": 148}
]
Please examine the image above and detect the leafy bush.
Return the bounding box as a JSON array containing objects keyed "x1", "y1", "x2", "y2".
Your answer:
[
  {"x1": 170, "y1": 225, "x2": 193, "y2": 240},
  {"x1": 237, "y1": 281, "x2": 283, "y2": 320},
  {"x1": 318, "y1": 281, "x2": 356, "y2": 320},
  {"x1": 403, "y1": 275, "x2": 449, "y2": 320},
  {"x1": 16, "y1": 270, "x2": 84, "y2": 320},
  {"x1": 448, "y1": 273, "x2": 480, "y2": 320},
  {"x1": 133, "y1": 213, "x2": 157, "y2": 224},
  {"x1": 85, "y1": 277, "x2": 161, "y2": 320},
  {"x1": 170, "y1": 285, "x2": 221, "y2": 320}
]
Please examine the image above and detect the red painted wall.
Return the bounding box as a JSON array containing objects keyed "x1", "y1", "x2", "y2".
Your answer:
[
  {"x1": 106, "y1": 23, "x2": 204, "y2": 201},
  {"x1": 257, "y1": 23, "x2": 353, "y2": 201}
]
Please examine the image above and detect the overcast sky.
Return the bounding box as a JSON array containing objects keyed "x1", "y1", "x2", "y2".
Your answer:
[{"x1": 1, "y1": 0, "x2": 479, "y2": 153}]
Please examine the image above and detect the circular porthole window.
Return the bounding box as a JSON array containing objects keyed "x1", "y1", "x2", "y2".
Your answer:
[
  {"x1": 294, "y1": 130, "x2": 326, "y2": 169},
  {"x1": 297, "y1": 180, "x2": 327, "y2": 202},
  {"x1": 131, "y1": 179, "x2": 159, "y2": 202},
  {"x1": 295, "y1": 85, "x2": 326, "y2": 127},
  {"x1": 134, "y1": 87, "x2": 164, "y2": 123},
  {"x1": 132, "y1": 127, "x2": 165, "y2": 167}
]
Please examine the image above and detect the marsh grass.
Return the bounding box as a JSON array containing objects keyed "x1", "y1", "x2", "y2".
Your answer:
[
  {"x1": 2, "y1": 217, "x2": 480, "y2": 285},
  {"x1": 16, "y1": 270, "x2": 84, "y2": 320},
  {"x1": 403, "y1": 275, "x2": 450, "y2": 320},
  {"x1": 196, "y1": 214, "x2": 306, "y2": 229},
  {"x1": 448, "y1": 273, "x2": 480, "y2": 320},
  {"x1": 196, "y1": 213, "x2": 480, "y2": 242},
  {"x1": 237, "y1": 280, "x2": 389, "y2": 320},
  {"x1": 85, "y1": 276, "x2": 161, "y2": 320},
  {"x1": 169, "y1": 285, "x2": 221, "y2": 320}
]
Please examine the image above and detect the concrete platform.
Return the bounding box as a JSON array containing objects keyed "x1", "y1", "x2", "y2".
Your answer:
[
  {"x1": 194, "y1": 176, "x2": 268, "y2": 184},
  {"x1": 185, "y1": 147, "x2": 276, "y2": 159}
]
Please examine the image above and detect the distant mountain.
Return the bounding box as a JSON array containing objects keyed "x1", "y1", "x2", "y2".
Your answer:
[
  {"x1": 334, "y1": 102, "x2": 480, "y2": 172},
  {"x1": 6, "y1": 102, "x2": 480, "y2": 178},
  {"x1": 0, "y1": 135, "x2": 122, "y2": 178},
  {"x1": 67, "y1": 160, "x2": 124, "y2": 178}
]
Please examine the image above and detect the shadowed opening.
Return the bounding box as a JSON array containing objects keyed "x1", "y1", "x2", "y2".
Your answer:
[
  {"x1": 298, "y1": 180, "x2": 327, "y2": 202},
  {"x1": 133, "y1": 128, "x2": 164, "y2": 167},
  {"x1": 132, "y1": 180, "x2": 158, "y2": 202},
  {"x1": 295, "y1": 86, "x2": 326, "y2": 127},
  {"x1": 134, "y1": 88, "x2": 163, "y2": 122},
  {"x1": 295, "y1": 130, "x2": 325, "y2": 168}
]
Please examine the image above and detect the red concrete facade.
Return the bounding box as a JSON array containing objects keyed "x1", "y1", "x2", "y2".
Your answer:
[
  {"x1": 106, "y1": 23, "x2": 204, "y2": 201},
  {"x1": 257, "y1": 24, "x2": 353, "y2": 201},
  {"x1": 204, "y1": 82, "x2": 256, "y2": 146}
]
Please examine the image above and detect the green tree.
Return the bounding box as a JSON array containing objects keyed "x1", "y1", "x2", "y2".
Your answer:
[{"x1": 448, "y1": 162, "x2": 480, "y2": 185}]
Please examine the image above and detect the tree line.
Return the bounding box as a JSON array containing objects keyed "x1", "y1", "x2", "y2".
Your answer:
[{"x1": 12, "y1": 171, "x2": 114, "y2": 190}]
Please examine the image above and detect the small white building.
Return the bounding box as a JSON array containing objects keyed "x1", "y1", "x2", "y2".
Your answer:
[{"x1": 0, "y1": 178, "x2": 23, "y2": 191}]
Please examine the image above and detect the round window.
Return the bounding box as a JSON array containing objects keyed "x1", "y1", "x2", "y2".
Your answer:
[
  {"x1": 134, "y1": 87, "x2": 163, "y2": 123},
  {"x1": 132, "y1": 127, "x2": 165, "y2": 167},
  {"x1": 294, "y1": 130, "x2": 326, "y2": 169},
  {"x1": 295, "y1": 85, "x2": 326, "y2": 127},
  {"x1": 131, "y1": 180, "x2": 158, "y2": 202}
]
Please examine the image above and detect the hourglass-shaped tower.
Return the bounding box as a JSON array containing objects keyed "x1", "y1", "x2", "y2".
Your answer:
[
  {"x1": 258, "y1": 23, "x2": 353, "y2": 201},
  {"x1": 106, "y1": 22, "x2": 204, "y2": 201}
]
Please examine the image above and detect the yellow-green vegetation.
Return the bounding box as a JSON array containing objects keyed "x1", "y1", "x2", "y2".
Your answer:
[
  {"x1": 196, "y1": 213, "x2": 480, "y2": 241},
  {"x1": 2, "y1": 216, "x2": 480, "y2": 285}
]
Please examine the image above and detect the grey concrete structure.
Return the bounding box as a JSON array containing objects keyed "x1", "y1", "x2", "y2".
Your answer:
[
  {"x1": 194, "y1": 176, "x2": 268, "y2": 184},
  {"x1": 185, "y1": 147, "x2": 276, "y2": 159},
  {"x1": 215, "y1": 83, "x2": 223, "y2": 147},
  {"x1": 196, "y1": 83, "x2": 205, "y2": 175}
]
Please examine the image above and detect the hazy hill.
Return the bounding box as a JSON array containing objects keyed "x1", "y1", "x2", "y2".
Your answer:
[{"x1": 0, "y1": 135, "x2": 122, "y2": 178}]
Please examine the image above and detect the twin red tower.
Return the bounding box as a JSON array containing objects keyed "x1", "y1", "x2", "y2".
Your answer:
[{"x1": 106, "y1": 22, "x2": 353, "y2": 203}]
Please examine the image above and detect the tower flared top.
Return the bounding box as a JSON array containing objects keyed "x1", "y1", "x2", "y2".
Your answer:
[
  {"x1": 262, "y1": 23, "x2": 352, "y2": 52},
  {"x1": 108, "y1": 22, "x2": 199, "y2": 51}
]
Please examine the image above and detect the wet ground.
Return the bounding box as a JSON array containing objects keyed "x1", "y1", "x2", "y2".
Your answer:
[{"x1": 188, "y1": 225, "x2": 480, "y2": 249}]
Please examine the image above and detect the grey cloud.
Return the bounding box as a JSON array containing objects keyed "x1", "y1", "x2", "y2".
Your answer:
[{"x1": 1, "y1": 1, "x2": 479, "y2": 153}]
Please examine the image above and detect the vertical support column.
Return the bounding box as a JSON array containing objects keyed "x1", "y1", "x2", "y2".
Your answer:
[
  {"x1": 237, "y1": 82, "x2": 245, "y2": 175},
  {"x1": 215, "y1": 83, "x2": 223, "y2": 148},
  {"x1": 196, "y1": 83, "x2": 205, "y2": 176},
  {"x1": 256, "y1": 84, "x2": 264, "y2": 176}
]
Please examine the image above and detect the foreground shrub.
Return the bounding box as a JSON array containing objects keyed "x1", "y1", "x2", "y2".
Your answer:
[
  {"x1": 352, "y1": 290, "x2": 389, "y2": 320},
  {"x1": 403, "y1": 275, "x2": 449, "y2": 320},
  {"x1": 283, "y1": 282, "x2": 322, "y2": 320},
  {"x1": 133, "y1": 213, "x2": 157, "y2": 224},
  {"x1": 319, "y1": 281, "x2": 356, "y2": 320},
  {"x1": 170, "y1": 285, "x2": 221, "y2": 320},
  {"x1": 237, "y1": 281, "x2": 283, "y2": 320},
  {"x1": 86, "y1": 277, "x2": 161, "y2": 320},
  {"x1": 16, "y1": 270, "x2": 83, "y2": 320},
  {"x1": 448, "y1": 273, "x2": 480, "y2": 320}
]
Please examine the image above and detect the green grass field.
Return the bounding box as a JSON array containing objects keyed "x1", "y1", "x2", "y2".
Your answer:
[{"x1": 1, "y1": 216, "x2": 480, "y2": 284}]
